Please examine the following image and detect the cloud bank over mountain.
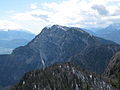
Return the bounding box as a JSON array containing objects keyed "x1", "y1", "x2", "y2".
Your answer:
[{"x1": 0, "y1": 0, "x2": 120, "y2": 34}]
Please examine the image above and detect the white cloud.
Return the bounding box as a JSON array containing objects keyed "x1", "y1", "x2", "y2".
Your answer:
[
  {"x1": 11, "y1": 9, "x2": 50, "y2": 21},
  {"x1": 106, "y1": 0, "x2": 120, "y2": 1},
  {"x1": 0, "y1": 20, "x2": 22, "y2": 30},
  {"x1": 11, "y1": 13, "x2": 37, "y2": 21},
  {"x1": 30, "y1": 3, "x2": 37, "y2": 9},
  {"x1": 0, "y1": 0, "x2": 120, "y2": 34},
  {"x1": 92, "y1": 5, "x2": 109, "y2": 15}
]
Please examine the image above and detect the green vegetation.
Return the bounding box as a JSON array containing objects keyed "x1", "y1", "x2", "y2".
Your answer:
[
  {"x1": 110, "y1": 65, "x2": 120, "y2": 89},
  {"x1": 85, "y1": 84, "x2": 91, "y2": 90},
  {"x1": 115, "y1": 65, "x2": 120, "y2": 89}
]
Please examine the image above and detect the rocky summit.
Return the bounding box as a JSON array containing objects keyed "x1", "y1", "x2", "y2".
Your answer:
[
  {"x1": 12, "y1": 62, "x2": 116, "y2": 90},
  {"x1": 0, "y1": 25, "x2": 120, "y2": 87}
]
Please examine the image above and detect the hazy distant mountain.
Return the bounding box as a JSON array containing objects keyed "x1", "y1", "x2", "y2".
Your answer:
[
  {"x1": 0, "y1": 25, "x2": 120, "y2": 87},
  {"x1": 81, "y1": 28, "x2": 96, "y2": 35},
  {"x1": 0, "y1": 47, "x2": 13, "y2": 54},
  {"x1": 0, "y1": 30, "x2": 35, "y2": 40},
  {"x1": 12, "y1": 62, "x2": 115, "y2": 90},
  {"x1": 0, "y1": 30, "x2": 35, "y2": 54},
  {"x1": 95, "y1": 23, "x2": 120, "y2": 44}
]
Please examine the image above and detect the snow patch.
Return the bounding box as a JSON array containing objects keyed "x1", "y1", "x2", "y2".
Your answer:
[
  {"x1": 90, "y1": 75, "x2": 92, "y2": 79},
  {"x1": 72, "y1": 67, "x2": 75, "y2": 74},
  {"x1": 23, "y1": 81, "x2": 25, "y2": 85},
  {"x1": 75, "y1": 83, "x2": 79, "y2": 90},
  {"x1": 46, "y1": 24, "x2": 52, "y2": 29},
  {"x1": 34, "y1": 85, "x2": 37, "y2": 89},
  {"x1": 41, "y1": 57, "x2": 45, "y2": 66},
  {"x1": 56, "y1": 25, "x2": 67, "y2": 31},
  {"x1": 67, "y1": 65, "x2": 69, "y2": 69},
  {"x1": 59, "y1": 65, "x2": 61, "y2": 68},
  {"x1": 40, "y1": 53, "x2": 45, "y2": 67}
]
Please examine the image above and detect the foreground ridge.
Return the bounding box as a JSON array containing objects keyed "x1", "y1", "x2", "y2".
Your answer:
[{"x1": 12, "y1": 62, "x2": 116, "y2": 90}]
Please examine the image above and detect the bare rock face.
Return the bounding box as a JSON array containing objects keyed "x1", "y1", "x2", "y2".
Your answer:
[
  {"x1": 12, "y1": 63, "x2": 116, "y2": 90},
  {"x1": 0, "y1": 25, "x2": 120, "y2": 87}
]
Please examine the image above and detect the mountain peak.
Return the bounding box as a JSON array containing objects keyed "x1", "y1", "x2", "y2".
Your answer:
[
  {"x1": 108, "y1": 23, "x2": 120, "y2": 30},
  {"x1": 44, "y1": 24, "x2": 69, "y2": 32},
  {"x1": 43, "y1": 24, "x2": 88, "y2": 35},
  {"x1": 0, "y1": 25, "x2": 120, "y2": 87},
  {"x1": 96, "y1": 23, "x2": 120, "y2": 44}
]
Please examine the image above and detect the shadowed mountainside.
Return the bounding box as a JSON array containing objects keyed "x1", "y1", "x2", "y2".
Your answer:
[{"x1": 0, "y1": 25, "x2": 120, "y2": 87}]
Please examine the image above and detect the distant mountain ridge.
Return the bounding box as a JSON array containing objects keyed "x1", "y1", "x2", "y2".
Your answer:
[
  {"x1": 96, "y1": 23, "x2": 120, "y2": 44},
  {"x1": 0, "y1": 30, "x2": 35, "y2": 54},
  {"x1": 0, "y1": 25, "x2": 120, "y2": 87},
  {"x1": 0, "y1": 30, "x2": 35, "y2": 40}
]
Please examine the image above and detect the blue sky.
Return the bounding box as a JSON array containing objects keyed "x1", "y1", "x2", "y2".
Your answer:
[
  {"x1": 0, "y1": 0, "x2": 120, "y2": 34},
  {"x1": 0, "y1": 0, "x2": 61, "y2": 11},
  {"x1": 0, "y1": 0, "x2": 63, "y2": 18}
]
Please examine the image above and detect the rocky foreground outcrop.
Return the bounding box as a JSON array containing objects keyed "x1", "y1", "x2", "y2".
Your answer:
[{"x1": 12, "y1": 62, "x2": 116, "y2": 90}]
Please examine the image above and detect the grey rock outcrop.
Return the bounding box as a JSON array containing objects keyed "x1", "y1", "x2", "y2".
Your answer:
[{"x1": 12, "y1": 63, "x2": 116, "y2": 90}]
